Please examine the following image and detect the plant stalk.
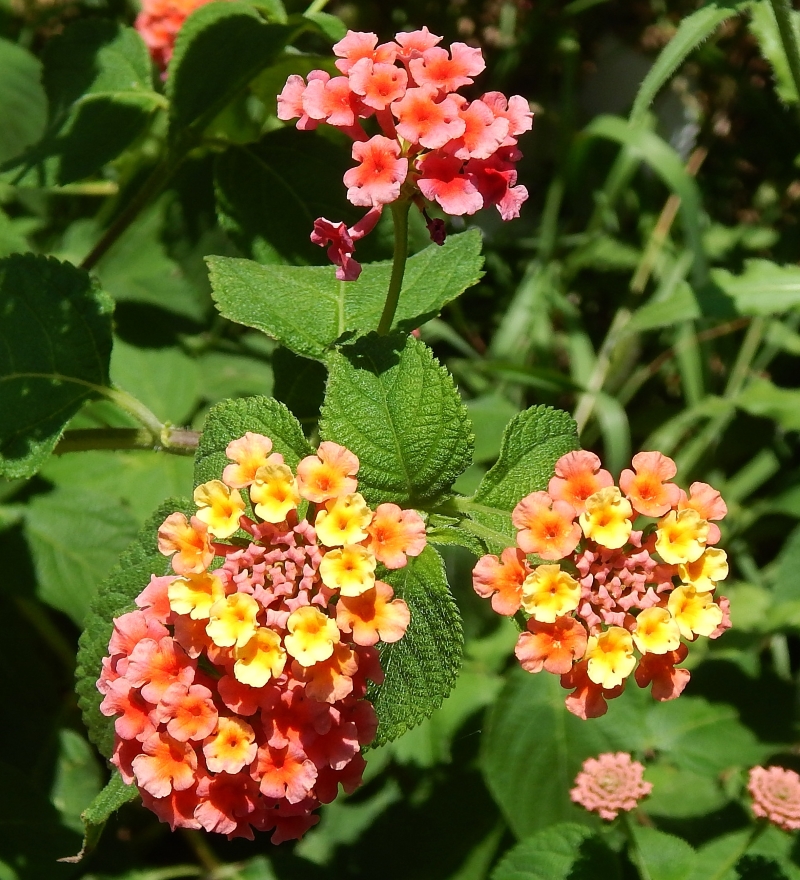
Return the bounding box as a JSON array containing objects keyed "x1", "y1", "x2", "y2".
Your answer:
[
  {"x1": 770, "y1": 0, "x2": 800, "y2": 103},
  {"x1": 54, "y1": 427, "x2": 200, "y2": 455},
  {"x1": 377, "y1": 199, "x2": 411, "y2": 335}
]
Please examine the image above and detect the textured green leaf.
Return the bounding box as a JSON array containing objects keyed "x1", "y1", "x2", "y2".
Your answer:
[
  {"x1": 24, "y1": 487, "x2": 140, "y2": 626},
  {"x1": 480, "y1": 669, "x2": 617, "y2": 838},
  {"x1": 215, "y1": 130, "x2": 357, "y2": 265},
  {"x1": 0, "y1": 38, "x2": 47, "y2": 166},
  {"x1": 736, "y1": 378, "x2": 800, "y2": 432},
  {"x1": 467, "y1": 406, "x2": 579, "y2": 553},
  {"x1": 320, "y1": 333, "x2": 474, "y2": 507},
  {"x1": 749, "y1": 1, "x2": 800, "y2": 104},
  {"x1": 643, "y1": 763, "x2": 728, "y2": 818},
  {"x1": 491, "y1": 823, "x2": 621, "y2": 880},
  {"x1": 630, "y1": 826, "x2": 696, "y2": 880},
  {"x1": 76, "y1": 498, "x2": 193, "y2": 758},
  {"x1": 466, "y1": 394, "x2": 520, "y2": 464},
  {"x1": 194, "y1": 395, "x2": 313, "y2": 487},
  {"x1": 0, "y1": 254, "x2": 114, "y2": 479},
  {"x1": 1, "y1": 21, "x2": 159, "y2": 187},
  {"x1": 630, "y1": 2, "x2": 745, "y2": 122},
  {"x1": 110, "y1": 342, "x2": 202, "y2": 425},
  {"x1": 167, "y1": 3, "x2": 289, "y2": 139},
  {"x1": 369, "y1": 546, "x2": 463, "y2": 746},
  {"x1": 207, "y1": 230, "x2": 484, "y2": 359},
  {"x1": 686, "y1": 830, "x2": 751, "y2": 880},
  {"x1": 63, "y1": 772, "x2": 137, "y2": 864}
]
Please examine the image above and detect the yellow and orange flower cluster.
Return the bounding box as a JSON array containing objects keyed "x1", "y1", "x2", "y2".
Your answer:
[
  {"x1": 98, "y1": 433, "x2": 424, "y2": 841},
  {"x1": 473, "y1": 450, "x2": 730, "y2": 719}
]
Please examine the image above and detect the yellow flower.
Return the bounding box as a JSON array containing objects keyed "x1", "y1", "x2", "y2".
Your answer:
[
  {"x1": 585, "y1": 626, "x2": 636, "y2": 688},
  {"x1": 284, "y1": 605, "x2": 341, "y2": 667},
  {"x1": 632, "y1": 607, "x2": 681, "y2": 655},
  {"x1": 250, "y1": 462, "x2": 300, "y2": 523},
  {"x1": 167, "y1": 572, "x2": 225, "y2": 620},
  {"x1": 678, "y1": 548, "x2": 728, "y2": 592},
  {"x1": 206, "y1": 593, "x2": 260, "y2": 648},
  {"x1": 193, "y1": 479, "x2": 245, "y2": 539},
  {"x1": 234, "y1": 627, "x2": 286, "y2": 687},
  {"x1": 579, "y1": 487, "x2": 633, "y2": 549},
  {"x1": 655, "y1": 509, "x2": 709, "y2": 565},
  {"x1": 319, "y1": 545, "x2": 377, "y2": 596},
  {"x1": 667, "y1": 586, "x2": 723, "y2": 638},
  {"x1": 520, "y1": 564, "x2": 581, "y2": 623},
  {"x1": 315, "y1": 493, "x2": 372, "y2": 547}
]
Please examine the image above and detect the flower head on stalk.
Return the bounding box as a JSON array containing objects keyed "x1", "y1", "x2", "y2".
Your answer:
[
  {"x1": 98, "y1": 436, "x2": 425, "y2": 842},
  {"x1": 472, "y1": 448, "x2": 730, "y2": 719},
  {"x1": 277, "y1": 29, "x2": 532, "y2": 280},
  {"x1": 571, "y1": 752, "x2": 652, "y2": 820}
]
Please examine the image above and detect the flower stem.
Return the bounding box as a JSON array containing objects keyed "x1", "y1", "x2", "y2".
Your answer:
[
  {"x1": 769, "y1": 0, "x2": 800, "y2": 103},
  {"x1": 54, "y1": 427, "x2": 200, "y2": 456},
  {"x1": 377, "y1": 199, "x2": 411, "y2": 336}
]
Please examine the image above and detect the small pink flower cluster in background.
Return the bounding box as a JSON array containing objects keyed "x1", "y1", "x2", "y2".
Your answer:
[
  {"x1": 136, "y1": 0, "x2": 214, "y2": 69},
  {"x1": 278, "y1": 28, "x2": 532, "y2": 280},
  {"x1": 748, "y1": 766, "x2": 800, "y2": 831},
  {"x1": 98, "y1": 433, "x2": 424, "y2": 841},
  {"x1": 571, "y1": 752, "x2": 652, "y2": 820},
  {"x1": 473, "y1": 450, "x2": 732, "y2": 719}
]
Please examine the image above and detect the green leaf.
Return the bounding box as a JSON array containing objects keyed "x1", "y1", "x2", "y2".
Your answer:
[
  {"x1": 643, "y1": 763, "x2": 728, "y2": 818},
  {"x1": 194, "y1": 395, "x2": 313, "y2": 487},
  {"x1": 480, "y1": 669, "x2": 617, "y2": 838},
  {"x1": 630, "y1": 827, "x2": 696, "y2": 880},
  {"x1": 320, "y1": 333, "x2": 474, "y2": 507},
  {"x1": 199, "y1": 351, "x2": 273, "y2": 402},
  {"x1": 467, "y1": 406, "x2": 579, "y2": 553},
  {"x1": 713, "y1": 260, "x2": 800, "y2": 315},
  {"x1": 736, "y1": 378, "x2": 800, "y2": 432},
  {"x1": 206, "y1": 230, "x2": 484, "y2": 359},
  {"x1": 369, "y1": 546, "x2": 463, "y2": 746},
  {"x1": 76, "y1": 498, "x2": 193, "y2": 758},
  {"x1": 61, "y1": 772, "x2": 137, "y2": 864},
  {"x1": 625, "y1": 281, "x2": 700, "y2": 334},
  {"x1": 110, "y1": 341, "x2": 201, "y2": 425},
  {"x1": 491, "y1": 823, "x2": 621, "y2": 880},
  {"x1": 0, "y1": 38, "x2": 47, "y2": 166},
  {"x1": 749, "y1": 1, "x2": 800, "y2": 104},
  {"x1": 687, "y1": 830, "x2": 751, "y2": 880},
  {"x1": 773, "y1": 523, "x2": 800, "y2": 603},
  {"x1": 1, "y1": 21, "x2": 160, "y2": 187},
  {"x1": 167, "y1": 3, "x2": 289, "y2": 140},
  {"x1": 466, "y1": 394, "x2": 520, "y2": 464},
  {"x1": 50, "y1": 729, "x2": 104, "y2": 836},
  {"x1": 583, "y1": 117, "x2": 708, "y2": 285},
  {"x1": 303, "y1": 10, "x2": 347, "y2": 42},
  {"x1": 630, "y1": 2, "x2": 745, "y2": 123},
  {"x1": 0, "y1": 254, "x2": 114, "y2": 479},
  {"x1": 24, "y1": 487, "x2": 140, "y2": 626},
  {"x1": 215, "y1": 130, "x2": 358, "y2": 265}
]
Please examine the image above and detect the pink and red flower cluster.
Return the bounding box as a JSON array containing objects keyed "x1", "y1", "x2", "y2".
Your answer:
[
  {"x1": 748, "y1": 766, "x2": 800, "y2": 831},
  {"x1": 571, "y1": 752, "x2": 652, "y2": 820},
  {"x1": 473, "y1": 450, "x2": 731, "y2": 720},
  {"x1": 277, "y1": 28, "x2": 532, "y2": 280},
  {"x1": 98, "y1": 433, "x2": 424, "y2": 841}
]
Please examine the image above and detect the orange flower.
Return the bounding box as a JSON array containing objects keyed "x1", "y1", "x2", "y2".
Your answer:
[
  {"x1": 126, "y1": 636, "x2": 195, "y2": 705},
  {"x1": 512, "y1": 491, "x2": 580, "y2": 560},
  {"x1": 157, "y1": 682, "x2": 218, "y2": 742},
  {"x1": 472, "y1": 547, "x2": 527, "y2": 616},
  {"x1": 293, "y1": 643, "x2": 359, "y2": 703},
  {"x1": 560, "y1": 661, "x2": 624, "y2": 720},
  {"x1": 515, "y1": 616, "x2": 587, "y2": 674},
  {"x1": 132, "y1": 731, "x2": 198, "y2": 798},
  {"x1": 297, "y1": 442, "x2": 359, "y2": 503},
  {"x1": 548, "y1": 451, "x2": 614, "y2": 514},
  {"x1": 366, "y1": 503, "x2": 427, "y2": 569},
  {"x1": 284, "y1": 606, "x2": 341, "y2": 666},
  {"x1": 678, "y1": 482, "x2": 728, "y2": 544},
  {"x1": 634, "y1": 644, "x2": 690, "y2": 701},
  {"x1": 203, "y1": 717, "x2": 257, "y2": 774},
  {"x1": 254, "y1": 741, "x2": 318, "y2": 804},
  {"x1": 619, "y1": 451, "x2": 681, "y2": 518},
  {"x1": 336, "y1": 581, "x2": 410, "y2": 646},
  {"x1": 157, "y1": 513, "x2": 214, "y2": 576},
  {"x1": 222, "y1": 432, "x2": 278, "y2": 489}
]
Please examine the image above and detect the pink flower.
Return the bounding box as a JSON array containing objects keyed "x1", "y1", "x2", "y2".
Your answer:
[
  {"x1": 349, "y1": 59, "x2": 408, "y2": 111},
  {"x1": 408, "y1": 43, "x2": 485, "y2": 93},
  {"x1": 749, "y1": 766, "x2": 800, "y2": 831},
  {"x1": 310, "y1": 208, "x2": 382, "y2": 281},
  {"x1": 570, "y1": 752, "x2": 652, "y2": 820},
  {"x1": 481, "y1": 92, "x2": 534, "y2": 140},
  {"x1": 333, "y1": 31, "x2": 397, "y2": 74},
  {"x1": 303, "y1": 75, "x2": 361, "y2": 129},
  {"x1": 392, "y1": 86, "x2": 465, "y2": 150},
  {"x1": 393, "y1": 27, "x2": 442, "y2": 62},
  {"x1": 447, "y1": 97, "x2": 510, "y2": 160},
  {"x1": 343, "y1": 136, "x2": 408, "y2": 207},
  {"x1": 417, "y1": 152, "x2": 483, "y2": 216}
]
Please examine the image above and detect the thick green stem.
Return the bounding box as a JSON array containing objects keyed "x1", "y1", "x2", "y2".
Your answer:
[
  {"x1": 54, "y1": 427, "x2": 200, "y2": 455},
  {"x1": 770, "y1": 0, "x2": 800, "y2": 103},
  {"x1": 377, "y1": 200, "x2": 411, "y2": 336}
]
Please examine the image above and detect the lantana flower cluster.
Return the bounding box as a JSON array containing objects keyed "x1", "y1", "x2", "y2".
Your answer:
[
  {"x1": 136, "y1": 0, "x2": 212, "y2": 69},
  {"x1": 473, "y1": 450, "x2": 731, "y2": 719},
  {"x1": 278, "y1": 28, "x2": 532, "y2": 280},
  {"x1": 571, "y1": 752, "x2": 652, "y2": 820},
  {"x1": 97, "y1": 433, "x2": 424, "y2": 841},
  {"x1": 748, "y1": 766, "x2": 800, "y2": 831}
]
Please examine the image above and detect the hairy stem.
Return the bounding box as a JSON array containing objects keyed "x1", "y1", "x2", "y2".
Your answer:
[
  {"x1": 54, "y1": 427, "x2": 200, "y2": 456},
  {"x1": 377, "y1": 199, "x2": 411, "y2": 336}
]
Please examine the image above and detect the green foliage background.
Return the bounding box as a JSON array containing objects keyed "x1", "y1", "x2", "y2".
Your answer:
[{"x1": 3, "y1": 0, "x2": 800, "y2": 878}]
